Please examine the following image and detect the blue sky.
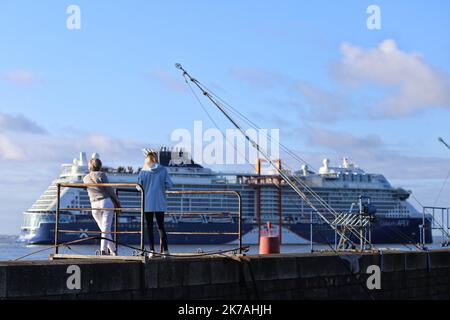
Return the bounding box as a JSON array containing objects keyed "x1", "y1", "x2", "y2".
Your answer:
[{"x1": 0, "y1": 0, "x2": 449, "y2": 234}]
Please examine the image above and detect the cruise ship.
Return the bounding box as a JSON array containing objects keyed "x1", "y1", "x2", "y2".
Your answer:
[{"x1": 19, "y1": 148, "x2": 433, "y2": 245}]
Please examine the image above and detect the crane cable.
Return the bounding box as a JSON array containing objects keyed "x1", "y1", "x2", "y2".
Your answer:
[
  {"x1": 189, "y1": 77, "x2": 375, "y2": 242},
  {"x1": 181, "y1": 70, "x2": 377, "y2": 300},
  {"x1": 176, "y1": 64, "x2": 371, "y2": 248},
  {"x1": 433, "y1": 169, "x2": 450, "y2": 207},
  {"x1": 187, "y1": 69, "x2": 428, "y2": 249},
  {"x1": 434, "y1": 137, "x2": 450, "y2": 207}
]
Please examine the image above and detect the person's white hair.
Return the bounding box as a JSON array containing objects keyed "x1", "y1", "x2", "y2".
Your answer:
[
  {"x1": 91, "y1": 153, "x2": 100, "y2": 160},
  {"x1": 89, "y1": 158, "x2": 102, "y2": 172}
]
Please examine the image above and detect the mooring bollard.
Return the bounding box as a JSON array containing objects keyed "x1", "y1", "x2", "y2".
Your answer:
[{"x1": 259, "y1": 222, "x2": 280, "y2": 254}]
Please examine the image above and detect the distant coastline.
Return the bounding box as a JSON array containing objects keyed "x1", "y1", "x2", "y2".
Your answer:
[{"x1": 0, "y1": 235, "x2": 18, "y2": 244}]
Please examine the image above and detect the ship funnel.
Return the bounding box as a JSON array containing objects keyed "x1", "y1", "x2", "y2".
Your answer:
[
  {"x1": 79, "y1": 152, "x2": 88, "y2": 166},
  {"x1": 319, "y1": 158, "x2": 330, "y2": 175},
  {"x1": 301, "y1": 164, "x2": 309, "y2": 176}
]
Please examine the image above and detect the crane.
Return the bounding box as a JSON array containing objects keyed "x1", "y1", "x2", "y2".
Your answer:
[
  {"x1": 175, "y1": 63, "x2": 373, "y2": 251},
  {"x1": 439, "y1": 137, "x2": 450, "y2": 152}
]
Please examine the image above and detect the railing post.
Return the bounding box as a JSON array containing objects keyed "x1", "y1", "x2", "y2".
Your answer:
[
  {"x1": 114, "y1": 189, "x2": 119, "y2": 256},
  {"x1": 419, "y1": 224, "x2": 424, "y2": 248},
  {"x1": 236, "y1": 192, "x2": 243, "y2": 254},
  {"x1": 310, "y1": 212, "x2": 314, "y2": 253},
  {"x1": 54, "y1": 183, "x2": 61, "y2": 254},
  {"x1": 442, "y1": 209, "x2": 445, "y2": 244},
  {"x1": 140, "y1": 185, "x2": 145, "y2": 255},
  {"x1": 448, "y1": 208, "x2": 450, "y2": 242},
  {"x1": 359, "y1": 197, "x2": 363, "y2": 252},
  {"x1": 421, "y1": 207, "x2": 426, "y2": 247},
  {"x1": 334, "y1": 216, "x2": 337, "y2": 249},
  {"x1": 257, "y1": 183, "x2": 261, "y2": 246}
]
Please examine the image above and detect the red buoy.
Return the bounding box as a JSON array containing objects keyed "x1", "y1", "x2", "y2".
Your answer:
[{"x1": 259, "y1": 222, "x2": 280, "y2": 254}]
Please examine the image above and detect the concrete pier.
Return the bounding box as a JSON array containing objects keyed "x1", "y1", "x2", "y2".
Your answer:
[{"x1": 1, "y1": 250, "x2": 450, "y2": 300}]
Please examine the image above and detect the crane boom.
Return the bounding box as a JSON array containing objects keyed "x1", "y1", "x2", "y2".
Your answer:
[
  {"x1": 439, "y1": 137, "x2": 450, "y2": 151},
  {"x1": 175, "y1": 63, "x2": 372, "y2": 250}
]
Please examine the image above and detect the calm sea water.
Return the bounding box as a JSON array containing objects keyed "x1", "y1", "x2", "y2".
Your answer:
[{"x1": 0, "y1": 235, "x2": 432, "y2": 262}]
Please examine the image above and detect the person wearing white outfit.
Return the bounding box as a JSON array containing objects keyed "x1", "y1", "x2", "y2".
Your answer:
[{"x1": 83, "y1": 156, "x2": 121, "y2": 255}]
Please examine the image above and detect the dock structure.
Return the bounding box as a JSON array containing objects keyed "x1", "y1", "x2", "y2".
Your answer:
[
  {"x1": 2, "y1": 250, "x2": 450, "y2": 300},
  {"x1": 6, "y1": 182, "x2": 449, "y2": 300}
]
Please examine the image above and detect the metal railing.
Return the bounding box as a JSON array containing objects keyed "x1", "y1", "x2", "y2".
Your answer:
[
  {"x1": 421, "y1": 207, "x2": 450, "y2": 246},
  {"x1": 55, "y1": 183, "x2": 145, "y2": 255},
  {"x1": 55, "y1": 184, "x2": 243, "y2": 255},
  {"x1": 116, "y1": 189, "x2": 243, "y2": 253}
]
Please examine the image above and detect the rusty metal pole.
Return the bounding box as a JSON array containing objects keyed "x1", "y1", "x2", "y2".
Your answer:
[
  {"x1": 54, "y1": 183, "x2": 61, "y2": 255},
  {"x1": 278, "y1": 181, "x2": 282, "y2": 245},
  {"x1": 236, "y1": 192, "x2": 243, "y2": 254},
  {"x1": 277, "y1": 160, "x2": 282, "y2": 245},
  {"x1": 256, "y1": 158, "x2": 261, "y2": 245},
  {"x1": 257, "y1": 185, "x2": 261, "y2": 245}
]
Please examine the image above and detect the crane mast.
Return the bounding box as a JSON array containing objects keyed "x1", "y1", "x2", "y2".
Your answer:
[
  {"x1": 439, "y1": 137, "x2": 450, "y2": 151},
  {"x1": 175, "y1": 63, "x2": 373, "y2": 251}
]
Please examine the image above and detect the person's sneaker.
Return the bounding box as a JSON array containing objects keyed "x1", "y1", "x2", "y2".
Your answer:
[
  {"x1": 162, "y1": 250, "x2": 170, "y2": 259},
  {"x1": 148, "y1": 250, "x2": 156, "y2": 258}
]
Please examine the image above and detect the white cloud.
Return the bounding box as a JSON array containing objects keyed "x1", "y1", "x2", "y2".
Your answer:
[
  {"x1": 296, "y1": 82, "x2": 350, "y2": 122},
  {"x1": 333, "y1": 39, "x2": 450, "y2": 117},
  {"x1": 231, "y1": 67, "x2": 352, "y2": 122},
  {"x1": 305, "y1": 126, "x2": 383, "y2": 154},
  {"x1": 3, "y1": 70, "x2": 39, "y2": 85},
  {"x1": 86, "y1": 133, "x2": 143, "y2": 161},
  {"x1": 4, "y1": 132, "x2": 145, "y2": 166},
  {"x1": 301, "y1": 126, "x2": 449, "y2": 180},
  {"x1": 0, "y1": 134, "x2": 25, "y2": 160},
  {"x1": 0, "y1": 113, "x2": 149, "y2": 234},
  {"x1": 0, "y1": 111, "x2": 146, "y2": 166},
  {"x1": 0, "y1": 112, "x2": 47, "y2": 134}
]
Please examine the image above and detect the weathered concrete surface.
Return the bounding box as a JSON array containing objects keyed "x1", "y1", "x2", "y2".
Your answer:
[{"x1": 1, "y1": 250, "x2": 450, "y2": 300}]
